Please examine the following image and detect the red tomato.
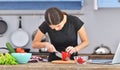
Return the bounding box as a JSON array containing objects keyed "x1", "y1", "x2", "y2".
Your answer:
[{"x1": 16, "y1": 48, "x2": 25, "y2": 53}]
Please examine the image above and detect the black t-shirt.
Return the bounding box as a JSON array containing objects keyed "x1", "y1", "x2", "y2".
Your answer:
[{"x1": 39, "y1": 14, "x2": 84, "y2": 61}]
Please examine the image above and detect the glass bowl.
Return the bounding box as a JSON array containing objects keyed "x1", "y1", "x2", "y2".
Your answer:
[{"x1": 74, "y1": 56, "x2": 88, "y2": 64}]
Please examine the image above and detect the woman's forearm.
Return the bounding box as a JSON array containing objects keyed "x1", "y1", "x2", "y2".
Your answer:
[
  {"x1": 75, "y1": 41, "x2": 89, "y2": 52},
  {"x1": 32, "y1": 41, "x2": 47, "y2": 48}
]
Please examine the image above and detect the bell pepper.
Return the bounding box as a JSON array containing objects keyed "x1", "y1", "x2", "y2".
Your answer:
[{"x1": 62, "y1": 51, "x2": 71, "y2": 61}]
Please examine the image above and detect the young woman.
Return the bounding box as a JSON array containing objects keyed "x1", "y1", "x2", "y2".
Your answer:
[{"x1": 32, "y1": 7, "x2": 89, "y2": 62}]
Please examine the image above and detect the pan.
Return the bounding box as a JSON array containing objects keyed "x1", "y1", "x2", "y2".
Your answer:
[
  {"x1": 0, "y1": 17, "x2": 8, "y2": 37},
  {"x1": 10, "y1": 16, "x2": 29, "y2": 48}
]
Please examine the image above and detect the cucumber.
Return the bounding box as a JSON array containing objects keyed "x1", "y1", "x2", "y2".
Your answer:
[{"x1": 6, "y1": 42, "x2": 15, "y2": 53}]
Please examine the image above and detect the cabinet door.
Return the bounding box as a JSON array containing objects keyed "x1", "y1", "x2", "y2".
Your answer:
[
  {"x1": 98, "y1": 0, "x2": 120, "y2": 8},
  {"x1": 0, "y1": 0, "x2": 84, "y2": 10}
]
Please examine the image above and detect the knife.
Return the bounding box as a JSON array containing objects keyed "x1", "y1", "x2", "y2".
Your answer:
[
  {"x1": 55, "y1": 51, "x2": 62, "y2": 58},
  {"x1": 55, "y1": 51, "x2": 70, "y2": 60}
]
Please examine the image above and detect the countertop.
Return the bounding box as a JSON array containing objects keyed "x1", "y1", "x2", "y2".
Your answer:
[{"x1": 0, "y1": 62, "x2": 120, "y2": 70}]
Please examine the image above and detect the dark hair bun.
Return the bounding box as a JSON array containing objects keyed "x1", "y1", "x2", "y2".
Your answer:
[{"x1": 45, "y1": 7, "x2": 64, "y2": 25}]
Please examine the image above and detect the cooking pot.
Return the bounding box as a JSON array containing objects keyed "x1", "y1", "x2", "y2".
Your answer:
[{"x1": 93, "y1": 44, "x2": 111, "y2": 55}]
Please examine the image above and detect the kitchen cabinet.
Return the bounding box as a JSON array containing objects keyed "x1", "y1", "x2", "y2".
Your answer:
[
  {"x1": 94, "y1": 0, "x2": 120, "y2": 10},
  {"x1": 0, "y1": 0, "x2": 84, "y2": 10}
]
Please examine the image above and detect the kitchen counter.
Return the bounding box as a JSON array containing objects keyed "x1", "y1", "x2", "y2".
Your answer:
[{"x1": 0, "y1": 62, "x2": 120, "y2": 70}]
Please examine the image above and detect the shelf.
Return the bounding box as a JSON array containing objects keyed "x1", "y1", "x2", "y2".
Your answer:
[
  {"x1": 89, "y1": 54, "x2": 114, "y2": 59},
  {"x1": 0, "y1": 10, "x2": 84, "y2": 15},
  {"x1": 31, "y1": 53, "x2": 114, "y2": 59}
]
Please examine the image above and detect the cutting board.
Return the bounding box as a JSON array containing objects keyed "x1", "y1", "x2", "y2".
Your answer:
[{"x1": 51, "y1": 60, "x2": 76, "y2": 64}]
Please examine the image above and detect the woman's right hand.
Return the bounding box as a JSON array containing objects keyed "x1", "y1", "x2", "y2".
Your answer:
[{"x1": 44, "y1": 42, "x2": 57, "y2": 52}]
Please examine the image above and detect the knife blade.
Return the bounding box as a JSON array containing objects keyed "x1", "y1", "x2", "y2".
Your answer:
[
  {"x1": 55, "y1": 51, "x2": 62, "y2": 58},
  {"x1": 55, "y1": 51, "x2": 70, "y2": 60}
]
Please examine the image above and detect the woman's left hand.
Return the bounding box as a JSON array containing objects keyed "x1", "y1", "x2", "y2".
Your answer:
[{"x1": 65, "y1": 46, "x2": 77, "y2": 54}]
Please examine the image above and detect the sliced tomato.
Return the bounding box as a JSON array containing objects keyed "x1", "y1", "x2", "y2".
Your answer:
[{"x1": 77, "y1": 57, "x2": 85, "y2": 64}]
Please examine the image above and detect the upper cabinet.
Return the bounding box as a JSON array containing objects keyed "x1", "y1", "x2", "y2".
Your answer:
[
  {"x1": 0, "y1": 0, "x2": 84, "y2": 10},
  {"x1": 94, "y1": 0, "x2": 120, "y2": 10}
]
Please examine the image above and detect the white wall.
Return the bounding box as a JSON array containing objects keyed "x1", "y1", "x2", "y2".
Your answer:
[
  {"x1": 0, "y1": 0, "x2": 120, "y2": 54},
  {"x1": 79, "y1": 0, "x2": 120, "y2": 54}
]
